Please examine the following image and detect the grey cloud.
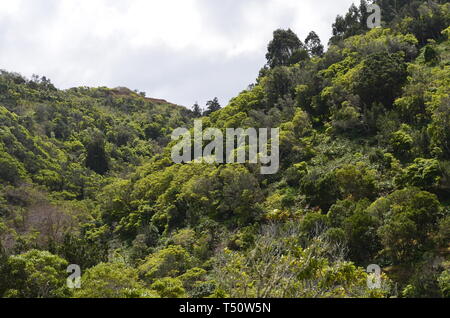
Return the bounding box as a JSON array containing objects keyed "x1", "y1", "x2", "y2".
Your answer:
[
  {"x1": 99, "y1": 44, "x2": 264, "y2": 108},
  {"x1": 0, "y1": 0, "x2": 356, "y2": 109}
]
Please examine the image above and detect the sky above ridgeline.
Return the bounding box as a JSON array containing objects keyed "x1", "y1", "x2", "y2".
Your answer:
[{"x1": 0, "y1": 0, "x2": 357, "y2": 108}]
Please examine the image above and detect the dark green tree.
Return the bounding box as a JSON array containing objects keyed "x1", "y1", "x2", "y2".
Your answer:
[
  {"x1": 192, "y1": 102, "x2": 202, "y2": 117},
  {"x1": 424, "y1": 45, "x2": 439, "y2": 64},
  {"x1": 203, "y1": 97, "x2": 221, "y2": 116},
  {"x1": 264, "y1": 66, "x2": 295, "y2": 106},
  {"x1": 354, "y1": 52, "x2": 408, "y2": 108},
  {"x1": 2, "y1": 250, "x2": 70, "y2": 298},
  {"x1": 305, "y1": 31, "x2": 324, "y2": 57},
  {"x1": 266, "y1": 29, "x2": 307, "y2": 68},
  {"x1": 85, "y1": 135, "x2": 109, "y2": 175},
  {"x1": 0, "y1": 242, "x2": 8, "y2": 296},
  {"x1": 369, "y1": 188, "x2": 442, "y2": 264},
  {"x1": 330, "y1": 2, "x2": 367, "y2": 44}
]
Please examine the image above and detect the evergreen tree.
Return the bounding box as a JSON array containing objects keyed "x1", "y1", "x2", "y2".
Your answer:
[
  {"x1": 203, "y1": 97, "x2": 221, "y2": 116},
  {"x1": 305, "y1": 31, "x2": 324, "y2": 57},
  {"x1": 192, "y1": 102, "x2": 202, "y2": 117},
  {"x1": 86, "y1": 135, "x2": 109, "y2": 175},
  {"x1": 266, "y1": 29, "x2": 308, "y2": 68}
]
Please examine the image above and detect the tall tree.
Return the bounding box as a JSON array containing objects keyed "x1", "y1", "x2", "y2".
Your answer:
[
  {"x1": 354, "y1": 52, "x2": 408, "y2": 108},
  {"x1": 203, "y1": 97, "x2": 221, "y2": 116},
  {"x1": 2, "y1": 250, "x2": 70, "y2": 298},
  {"x1": 330, "y1": 1, "x2": 370, "y2": 44},
  {"x1": 266, "y1": 29, "x2": 308, "y2": 68},
  {"x1": 86, "y1": 135, "x2": 109, "y2": 175},
  {"x1": 305, "y1": 31, "x2": 324, "y2": 57},
  {"x1": 192, "y1": 102, "x2": 202, "y2": 117}
]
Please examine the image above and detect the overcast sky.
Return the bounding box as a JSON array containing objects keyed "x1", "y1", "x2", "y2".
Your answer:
[{"x1": 0, "y1": 0, "x2": 356, "y2": 108}]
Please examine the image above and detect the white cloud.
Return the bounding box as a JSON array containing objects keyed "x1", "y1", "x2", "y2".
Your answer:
[
  {"x1": 0, "y1": 0, "x2": 356, "y2": 107},
  {"x1": 0, "y1": 1, "x2": 22, "y2": 16}
]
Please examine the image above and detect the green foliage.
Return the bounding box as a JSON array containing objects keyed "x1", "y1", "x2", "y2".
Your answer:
[
  {"x1": 56, "y1": 233, "x2": 109, "y2": 269},
  {"x1": 395, "y1": 1, "x2": 450, "y2": 46},
  {"x1": 305, "y1": 31, "x2": 324, "y2": 57},
  {"x1": 353, "y1": 52, "x2": 408, "y2": 108},
  {"x1": 85, "y1": 135, "x2": 109, "y2": 175},
  {"x1": 335, "y1": 162, "x2": 378, "y2": 200},
  {"x1": 0, "y1": 1, "x2": 449, "y2": 299},
  {"x1": 401, "y1": 256, "x2": 448, "y2": 298},
  {"x1": 424, "y1": 45, "x2": 440, "y2": 64},
  {"x1": 369, "y1": 188, "x2": 442, "y2": 264},
  {"x1": 203, "y1": 97, "x2": 221, "y2": 116},
  {"x1": 178, "y1": 267, "x2": 208, "y2": 297},
  {"x1": 0, "y1": 152, "x2": 26, "y2": 184},
  {"x1": 2, "y1": 250, "x2": 70, "y2": 298},
  {"x1": 192, "y1": 102, "x2": 202, "y2": 118},
  {"x1": 214, "y1": 223, "x2": 390, "y2": 298},
  {"x1": 138, "y1": 245, "x2": 193, "y2": 282},
  {"x1": 151, "y1": 277, "x2": 187, "y2": 298},
  {"x1": 344, "y1": 208, "x2": 380, "y2": 264},
  {"x1": 300, "y1": 168, "x2": 340, "y2": 211},
  {"x1": 266, "y1": 29, "x2": 308, "y2": 68},
  {"x1": 331, "y1": 102, "x2": 364, "y2": 135},
  {"x1": 390, "y1": 125, "x2": 414, "y2": 159},
  {"x1": 263, "y1": 66, "x2": 295, "y2": 106},
  {"x1": 74, "y1": 263, "x2": 157, "y2": 298},
  {"x1": 438, "y1": 269, "x2": 450, "y2": 298},
  {"x1": 330, "y1": 2, "x2": 371, "y2": 45},
  {"x1": 429, "y1": 98, "x2": 450, "y2": 159},
  {"x1": 397, "y1": 158, "x2": 441, "y2": 190}
]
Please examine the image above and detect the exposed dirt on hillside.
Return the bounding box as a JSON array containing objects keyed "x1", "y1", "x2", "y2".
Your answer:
[{"x1": 110, "y1": 87, "x2": 180, "y2": 107}]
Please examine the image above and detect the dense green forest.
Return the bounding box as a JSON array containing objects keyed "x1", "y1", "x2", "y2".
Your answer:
[{"x1": 0, "y1": 0, "x2": 449, "y2": 298}]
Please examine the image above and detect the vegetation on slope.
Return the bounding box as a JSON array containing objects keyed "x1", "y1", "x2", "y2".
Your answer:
[{"x1": 0, "y1": 0, "x2": 449, "y2": 298}]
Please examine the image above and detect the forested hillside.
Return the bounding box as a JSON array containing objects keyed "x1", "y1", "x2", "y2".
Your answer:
[{"x1": 0, "y1": 0, "x2": 449, "y2": 298}]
